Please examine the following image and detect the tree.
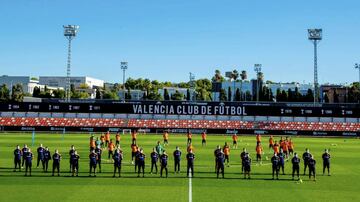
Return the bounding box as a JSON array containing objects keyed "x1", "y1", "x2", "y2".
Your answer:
[
  {"x1": 103, "y1": 90, "x2": 119, "y2": 100},
  {"x1": 240, "y1": 70, "x2": 247, "y2": 101},
  {"x1": 212, "y1": 70, "x2": 225, "y2": 82},
  {"x1": 164, "y1": 89, "x2": 170, "y2": 100},
  {"x1": 304, "y1": 89, "x2": 314, "y2": 102},
  {"x1": 333, "y1": 89, "x2": 339, "y2": 103},
  {"x1": 33, "y1": 86, "x2": 41, "y2": 97},
  {"x1": 275, "y1": 88, "x2": 282, "y2": 102},
  {"x1": 125, "y1": 88, "x2": 132, "y2": 100},
  {"x1": 287, "y1": 88, "x2": 293, "y2": 102},
  {"x1": 95, "y1": 87, "x2": 102, "y2": 99},
  {"x1": 147, "y1": 90, "x2": 162, "y2": 100},
  {"x1": 235, "y1": 88, "x2": 241, "y2": 101},
  {"x1": 195, "y1": 79, "x2": 212, "y2": 101},
  {"x1": 11, "y1": 84, "x2": 24, "y2": 102},
  {"x1": 0, "y1": 84, "x2": 10, "y2": 102},
  {"x1": 219, "y1": 88, "x2": 227, "y2": 102},
  {"x1": 227, "y1": 86, "x2": 232, "y2": 101},
  {"x1": 186, "y1": 89, "x2": 191, "y2": 101},
  {"x1": 53, "y1": 89, "x2": 65, "y2": 99},
  {"x1": 171, "y1": 90, "x2": 184, "y2": 101},
  {"x1": 245, "y1": 90, "x2": 252, "y2": 101}
]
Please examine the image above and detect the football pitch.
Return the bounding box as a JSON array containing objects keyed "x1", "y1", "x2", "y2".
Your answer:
[{"x1": 0, "y1": 132, "x2": 359, "y2": 202}]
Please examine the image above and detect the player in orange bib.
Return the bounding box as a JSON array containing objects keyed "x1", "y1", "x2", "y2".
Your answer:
[
  {"x1": 256, "y1": 134, "x2": 261, "y2": 144},
  {"x1": 201, "y1": 132, "x2": 207, "y2": 146},
  {"x1": 269, "y1": 135, "x2": 274, "y2": 151},
  {"x1": 223, "y1": 142, "x2": 230, "y2": 167},
  {"x1": 255, "y1": 142, "x2": 263, "y2": 163},
  {"x1": 115, "y1": 132, "x2": 121, "y2": 146},
  {"x1": 288, "y1": 139, "x2": 294, "y2": 156},
  {"x1": 100, "y1": 134, "x2": 105, "y2": 148},
  {"x1": 90, "y1": 138, "x2": 96, "y2": 152},
  {"x1": 187, "y1": 132, "x2": 192, "y2": 144},
  {"x1": 232, "y1": 134, "x2": 238, "y2": 149},
  {"x1": 163, "y1": 132, "x2": 169, "y2": 145},
  {"x1": 131, "y1": 143, "x2": 138, "y2": 164},
  {"x1": 187, "y1": 143, "x2": 194, "y2": 153},
  {"x1": 108, "y1": 139, "x2": 115, "y2": 160},
  {"x1": 273, "y1": 141, "x2": 280, "y2": 154},
  {"x1": 131, "y1": 130, "x2": 137, "y2": 144},
  {"x1": 105, "y1": 131, "x2": 110, "y2": 147}
]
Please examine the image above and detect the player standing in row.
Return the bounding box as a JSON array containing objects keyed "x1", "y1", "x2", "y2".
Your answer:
[
  {"x1": 150, "y1": 148, "x2": 159, "y2": 174},
  {"x1": 90, "y1": 135, "x2": 96, "y2": 151},
  {"x1": 187, "y1": 131, "x2": 192, "y2": 144},
  {"x1": 291, "y1": 153, "x2": 301, "y2": 180},
  {"x1": 24, "y1": 148, "x2": 33, "y2": 176},
  {"x1": 71, "y1": 151, "x2": 80, "y2": 177},
  {"x1": 37, "y1": 144, "x2": 45, "y2": 171},
  {"x1": 186, "y1": 150, "x2": 195, "y2": 177},
  {"x1": 302, "y1": 148, "x2": 312, "y2": 175},
  {"x1": 89, "y1": 150, "x2": 98, "y2": 177},
  {"x1": 288, "y1": 139, "x2": 294, "y2": 156},
  {"x1": 256, "y1": 134, "x2": 261, "y2": 144},
  {"x1": 95, "y1": 145, "x2": 102, "y2": 173},
  {"x1": 160, "y1": 151, "x2": 168, "y2": 178},
  {"x1": 278, "y1": 149, "x2": 286, "y2": 175},
  {"x1": 255, "y1": 142, "x2": 263, "y2": 164},
  {"x1": 308, "y1": 156, "x2": 316, "y2": 181},
  {"x1": 137, "y1": 149, "x2": 146, "y2": 177},
  {"x1": 322, "y1": 149, "x2": 331, "y2": 176},
  {"x1": 21, "y1": 144, "x2": 29, "y2": 168},
  {"x1": 232, "y1": 134, "x2": 238, "y2": 149},
  {"x1": 271, "y1": 153, "x2": 280, "y2": 180},
  {"x1": 69, "y1": 145, "x2": 76, "y2": 172},
  {"x1": 13, "y1": 145, "x2": 22, "y2": 172},
  {"x1": 216, "y1": 150, "x2": 225, "y2": 178},
  {"x1": 131, "y1": 143, "x2": 138, "y2": 165},
  {"x1": 223, "y1": 142, "x2": 230, "y2": 167},
  {"x1": 273, "y1": 141, "x2": 280, "y2": 154},
  {"x1": 201, "y1": 131, "x2": 207, "y2": 146},
  {"x1": 115, "y1": 132, "x2": 121, "y2": 147},
  {"x1": 52, "y1": 149, "x2": 61, "y2": 176},
  {"x1": 163, "y1": 131, "x2": 169, "y2": 146},
  {"x1": 113, "y1": 148, "x2": 123, "y2": 177},
  {"x1": 44, "y1": 147, "x2": 51, "y2": 172},
  {"x1": 243, "y1": 153, "x2": 252, "y2": 179},
  {"x1": 173, "y1": 146, "x2": 181, "y2": 173}
]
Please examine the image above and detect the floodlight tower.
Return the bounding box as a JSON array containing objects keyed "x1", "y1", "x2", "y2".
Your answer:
[
  {"x1": 121, "y1": 62, "x2": 128, "y2": 101},
  {"x1": 308, "y1": 28, "x2": 322, "y2": 104},
  {"x1": 355, "y1": 63, "x2": 360, "y2": 90},
  {"x1": 63, "y1": 25, "x2": 79, "y2": 102},
  {"x1": 254, "y1": 64, "x2": 262, "y2": 102},
  {"x1": 189, "y1": 72, "x2": 196, "y2": 101}
]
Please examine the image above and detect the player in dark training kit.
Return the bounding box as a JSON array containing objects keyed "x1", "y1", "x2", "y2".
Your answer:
[
  {"x1": 89, "y1": 150, "x2": 98, "y2": 177},
  {"x1": 173, "y1": 146, "x2": 182, "y2": 173},
  {"x1": 44, "y1": 147, "x2": 51, "y2": 172},
  {"x1": 243, "y1": 153, "x2": 252, "y2": 179},
  {"x1": 186, "y1": 150, "x2": 195, "y2": 177},
  {"x1": 322, "y1": 149, "x2": 331, "y2": 176},
  {"x1": 302, "y1": 148, "x2": 312, "y2": 175},
  {"x1": 216, "y1": 150, "x2": 225, "y2": 178},
  {"x1": 308, "y1": 156, "x2": 316, "y2": 181},
  {"x1": 278, "y1": 149, "x2": 285, "y2": 175},
  {"x1": 37, "y1": 144, "x2": 45, "y2": 171},
  {"x1": 214, "y1": 145, "x2": 221, "y2": 173},
  {"x1": 291, "y1": 153, "x2": 301, "y2": 180},
  {"x1": 150, "y1": 148, "x2": 158, "y2": 174},
  {"x1": 137, "y1": 149, "x2": 146, "y2": 177},
  {"x1": 52, "y1": 149, "x2": 61, "y2": 176},
  {"x1": 21, "y1": 144, "x2": 29, "y2": 168},
  {"x1": 71, "y1": 151, "x2": 80, "y2": 177},
  {"x1": 95, "y1": 145, "x2": 102, "y2": 173},
  {"x1": 69, "y1": 145, "x2": 76, "y2": 173},
  {"x1": 160, "y1": 151, "x2": 169, "y2": 178},
  {"x1": 24, "y1": 148, "x2": 33, "y2": 176},
  {"x1": 13, "y1": 145, "x2": 22, "y2": 172},
  {"x1": 113, "y1": 148, "x2": 123, "y2": 177},
  {"x1": 240, "y1": 148, "x2": 248, "y2": 173},
  {"x1": 271, "y1": 153, "x2": 280, "y2": 180}
]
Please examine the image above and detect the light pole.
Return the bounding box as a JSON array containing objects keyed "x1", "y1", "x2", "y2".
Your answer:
[
  {"x1": 63, "y1": 25, "x2": 79, "y2": 102},
  {"x1": 355, "y1": 63, "x2": 360, "y2": 91},
  {"x1": 254, "y1": 64, "x2": 262, "y2": 102},
  {"x1": 308, "y1": 28, "x2": 322, "y2": 104},
  {"x1": 121, "y1": 62, "x2": 128, "y2": 101}
]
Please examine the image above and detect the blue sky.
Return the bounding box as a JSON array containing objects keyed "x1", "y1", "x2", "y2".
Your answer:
[{"x1": 0, "y1": 0, "x2": 359, "y2": 84}]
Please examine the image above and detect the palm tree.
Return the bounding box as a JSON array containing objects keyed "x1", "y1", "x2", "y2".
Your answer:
[
  {"x1": 240, "y1": 70, "x2": 247, "y2": 101},
  {"x1": 231, "y1": 70, "x2": 239, "y2": 101}
]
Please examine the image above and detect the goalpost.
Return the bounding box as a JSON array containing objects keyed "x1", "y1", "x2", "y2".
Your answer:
[{"x1": 121, "y1": 129, "x2": 132, "y2": 135}]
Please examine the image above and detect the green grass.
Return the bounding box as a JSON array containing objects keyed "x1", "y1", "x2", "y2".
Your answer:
[{"x1": 0, "y1": 132, "x2": 359, "y2": 202}]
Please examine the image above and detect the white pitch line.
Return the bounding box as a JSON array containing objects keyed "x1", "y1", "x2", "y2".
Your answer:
[{"x1": 189, "y1": 168, "x2": 192, "y2": 202}]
